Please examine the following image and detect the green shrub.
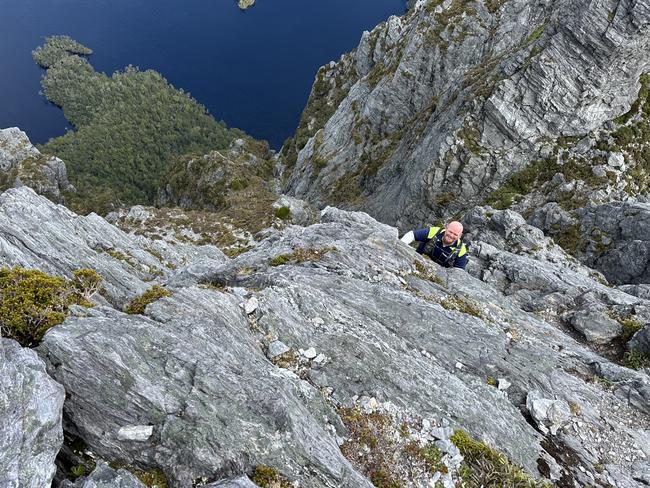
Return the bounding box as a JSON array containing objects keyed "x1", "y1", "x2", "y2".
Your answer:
[
  {"x1": 0, "y1": 267, "x2": 96, "y2": 346},
  {"x1": 451, "y1": 430, "x2": 549, "y2": 487},
  {"x1": 125, "y1": 285, "x2": 172, "y2": 314},
  {"x1": 275, "y1": 206, "x2": 291, "y2": 220}
]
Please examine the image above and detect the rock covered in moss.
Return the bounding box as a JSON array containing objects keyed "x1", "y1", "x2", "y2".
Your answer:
[
  {"x1": 60, "y1": 461, "x2": 147, "y2": 488},
  {"x1": 0, "y1": 338, "x2": 64, "y2": 487},
  {"x1": 0, "y1": 127, "x2": 72, "y2": 202}
]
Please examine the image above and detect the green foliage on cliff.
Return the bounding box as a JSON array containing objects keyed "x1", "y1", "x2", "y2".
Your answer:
[
  {"x1": 34, "y1": 36, "x2": 243, "y2": 213},
  {"x1": 0, "y1": 267, "x2": 100, "y2": 346},
  {"x1": 125, "y1": 285, "x2": 172, "y2": 315}
]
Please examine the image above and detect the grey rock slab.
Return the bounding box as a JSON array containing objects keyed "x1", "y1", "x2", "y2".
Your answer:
[
  {"x1": 632, "y1": 459, "x2": 650, "y2": 485},
  {"x1": 116, "y1": 425, "x2": 154, "y2": 442},
  {"x1": 571, "y1": 310, "x2": 623, "y2": 344},
  {"x1": 0, "y1": 338, "x2": 64, "y2": 488},
  {"x1": 61, "y1": 461, "x2": 147, "y2": 488},
  {"x1": 577, "y1": 201, "x2": 650, "y2": 284},
  {"x1": 38, "y1": 287, "x2": 372, "y2": 488}
]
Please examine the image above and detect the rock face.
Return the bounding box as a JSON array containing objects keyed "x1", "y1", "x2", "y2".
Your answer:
[
  {"x1": 0, "y1": 338, "x2": 65, "y2": 488},
  {"x1": 1, "y1": 188, "x2": 647, "y2": 486},
  {"x1": 283, "y1": 0, "x2": 650, "y2": 229},
  {"x1": 0, "y1": 127, "x2": 72, "y2": 202}
]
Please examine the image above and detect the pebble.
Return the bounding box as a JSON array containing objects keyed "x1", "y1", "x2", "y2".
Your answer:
[
  {"x1": 312, "y1": 317, "x2": 325, "y2": 326},
  {"x1": 455, "y1": 362, "x2": 464, "y2": 370},
  {"x1": 497, "y1": 378, "x2": 511, "y2": 390}
]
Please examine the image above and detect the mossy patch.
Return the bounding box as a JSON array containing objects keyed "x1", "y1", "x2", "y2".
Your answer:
[
  {"x1": 274, "y1": 206, "x2": 291, "y2": 220},
  {"x1": 339, "y1": 406, "x2": 457, "y2": 487},
  {"x1": 623, "y1": 350, "x2": 649, "y2": 370},
  {"x1": 251, "y1": 465, "x2": 292, "y2": 488},
  {"x1": 109, "y1": 463, "x2": 168, "y2": 488},
  {"x1": 125, "y1": 285, "x2": 172, "y2": 314}
]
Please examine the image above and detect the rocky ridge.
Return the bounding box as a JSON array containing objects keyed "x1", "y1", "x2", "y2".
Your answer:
[
  {"x1": 1, "y1": 186, "x2": 649, "y2": 487},
  {"x1": 283, "y1": 0, "x2": 650, "y2": 231}
]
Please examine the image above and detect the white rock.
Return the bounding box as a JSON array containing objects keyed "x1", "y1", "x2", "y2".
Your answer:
[
  {"x1": 455, "y1": 362, "x2": 464, "y2": 370},
  {"x1": 312, "y1": 316, "x2": 325, "y2": 325},
  {"x1": 314, "y1": 353, "x2": 327, "y2": 364},
  {"x1": 497, "y1": 378, "x2": 511, "y2": 390},
  {"x1": 117, "y1": 425, "x2": 153, "y2": 442},
  {"x1": 244, "y1": 297, "x2": 258, "y2": 314},
  {"x1": 301, "y1": 347, "x2": 317, "y2": 359}
]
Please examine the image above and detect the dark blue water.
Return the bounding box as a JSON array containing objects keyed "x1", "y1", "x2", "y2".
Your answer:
[{"x1": 0, "y1": 0, "x2": 405, "y2": 149}]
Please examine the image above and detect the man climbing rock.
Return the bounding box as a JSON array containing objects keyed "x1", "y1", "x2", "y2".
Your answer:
[{"x1": 400, "y1": 221, "x2": 468, "y2": 270}]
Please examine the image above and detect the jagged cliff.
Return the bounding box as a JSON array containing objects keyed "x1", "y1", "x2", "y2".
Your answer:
[
  {"x1": 283, "y1": 0, "x2": 650, "y2": 230},
  {"x1": 1, "y1": 187, "x2": 649, "y2": 487}
]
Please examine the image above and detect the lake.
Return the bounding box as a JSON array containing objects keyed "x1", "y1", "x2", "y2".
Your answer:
[{"x1": 0, "y1": 0, "x2": 406, "y2": 149}]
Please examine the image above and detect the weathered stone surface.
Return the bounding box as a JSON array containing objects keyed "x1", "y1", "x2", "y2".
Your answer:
[
  {"x1": 0, "y1": 127, "x2": 72, "y2": 202},
  {"x1": 0, "y1": 190, "x2": 646, "y2": 486},
  {"x1": 576, "y1": 201, "x2": 650, "y2": 284},
  {"x1": 0, "y1": 338, "x2": 64, "y2": 488},
  {"x1": 60, "y1": 461, "x2": 146, "y2": 488},
  {"x1": 39, "y1": 295, "x2": 371, "y2": 488}
]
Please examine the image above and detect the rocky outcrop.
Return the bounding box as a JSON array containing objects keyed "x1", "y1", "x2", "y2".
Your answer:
[
  {"x1": 0, "y1": 338, "x2": 65, "y2": 487},
  {"x1": 283, "y1": 0, "x2": 650, "y2": 230},
  {"x1": 1, "y1": 188, "x2": 646, "y2": 486},
  {"x1": 575, "y1": 201, "x2": 650, "y2": 284},
  {"x1": 0, "y1": 127, "x2": 72, "y2": 202}
]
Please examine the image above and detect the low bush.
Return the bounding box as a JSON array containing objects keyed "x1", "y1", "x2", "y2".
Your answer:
[
  {"x1": 0, "y1": 267, "x2": 100, "y2": 346},
  {"x1": 125, "y1": 285, "x2": 172, "y2": 314}
]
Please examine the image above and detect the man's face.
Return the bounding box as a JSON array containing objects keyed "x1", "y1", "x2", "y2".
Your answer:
[{"x1": 442, "y1": 223, "x2": 463, "y2": 245}]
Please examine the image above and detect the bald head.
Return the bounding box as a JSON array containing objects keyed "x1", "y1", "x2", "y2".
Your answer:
[{"x1": 442, "y1": 221, "x2": 463, "y2": 245}]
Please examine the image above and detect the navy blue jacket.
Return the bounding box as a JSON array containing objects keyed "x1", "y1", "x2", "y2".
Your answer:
[{"x1": 413, "y1": 226, "x2": 468, "y2": 269}]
